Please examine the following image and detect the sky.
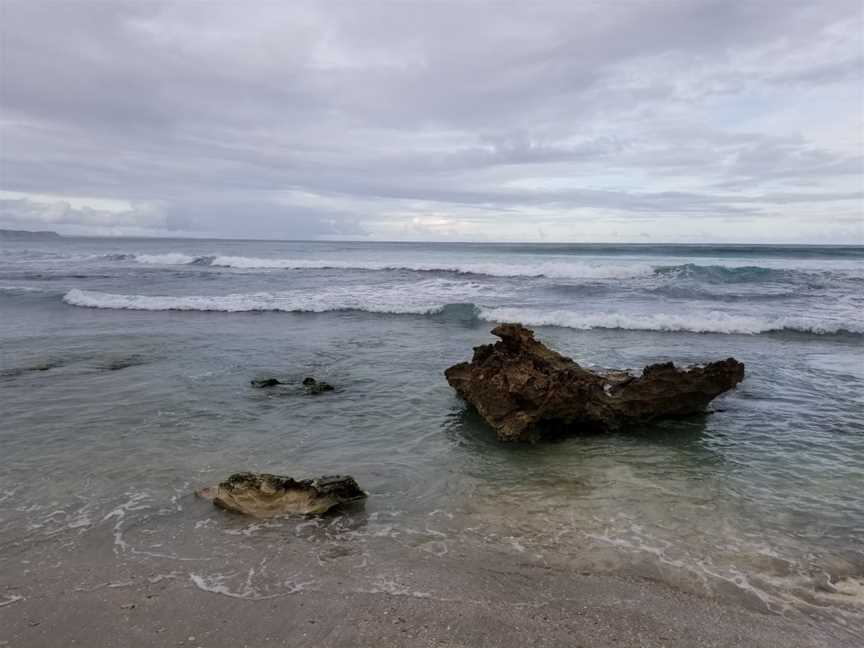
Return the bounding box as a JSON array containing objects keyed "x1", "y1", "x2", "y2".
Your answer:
[{"x1": 0, "y1": 1, "x2": 862, "y2": 243}]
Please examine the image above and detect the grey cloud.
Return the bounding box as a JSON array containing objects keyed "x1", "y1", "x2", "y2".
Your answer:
[
  {"x1": 157, "y1": 200, "x2": 367, "y2": 239},
  {"x1": 0, "y1": 198, "x2": 165, "y2": 229},
  {"x1": 1, "y1": 0, "x2": 862, "y2": 240},
  {"x1": 769, "y1": 57, "x2": 864, "y2": 86},
  {"x1": 0, "y1": 197, "x2": 365, "y2": 239}
]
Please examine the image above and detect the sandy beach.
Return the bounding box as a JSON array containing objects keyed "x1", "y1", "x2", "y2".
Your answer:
[{"x1": 3, "y1": 545, "x2": 855, "y2": 648}]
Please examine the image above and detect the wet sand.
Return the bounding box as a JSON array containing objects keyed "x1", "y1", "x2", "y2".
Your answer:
[{"x1": 2, "y1": 551, "x2": 855, "y2": 648}]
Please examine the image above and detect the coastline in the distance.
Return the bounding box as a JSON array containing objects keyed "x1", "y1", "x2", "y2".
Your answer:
[{"x1": 0, "y1": 228, "x2": 62, "y2": 241}]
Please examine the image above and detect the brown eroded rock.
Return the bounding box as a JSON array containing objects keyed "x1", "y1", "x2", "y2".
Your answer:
[
  {"x1": 197, "y1": 472, "x2": 366, "y2": 516},
  {"x1": 445, "y1": 323, "x2": 745, "y2": 442}
]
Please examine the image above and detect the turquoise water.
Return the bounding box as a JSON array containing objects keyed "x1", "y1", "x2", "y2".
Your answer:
[{"x1": 1, "y1": 239, "x2": 863, "y2": 636}]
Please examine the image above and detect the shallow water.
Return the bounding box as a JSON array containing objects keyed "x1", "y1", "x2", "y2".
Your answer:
[{"x1": 1, "y1": 238, "x2": 863, "y2": 638}]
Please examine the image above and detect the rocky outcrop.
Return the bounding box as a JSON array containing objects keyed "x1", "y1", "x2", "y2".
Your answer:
[
  {"x1": 197, "y1": 472, "x2": 366, "y2": 516},
  {"x1": 445, "y1": 324, "x2": 745, "y2": 442}
]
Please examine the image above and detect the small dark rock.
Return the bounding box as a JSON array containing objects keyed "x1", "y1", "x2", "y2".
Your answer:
[
  {"x1": 251, "y1": 378, "x2": 282, "y2": 388},
  {"x1": 104, "y1": 354, "x2": 146, "y2": 371},
  {"x1": 303, "y1": 377, "x2": 334, "y2": 394}
]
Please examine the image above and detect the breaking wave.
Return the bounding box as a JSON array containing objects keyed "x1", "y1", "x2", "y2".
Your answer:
[
  {"x1": 203, "y1": 255, "x2": 656, "y2": 279},
  {"x1": 128, "y1": 253, "x2": 200, "y2": 265},
  {"x1": 62, "y1": 289, "x2": 862, "y2": 336},
  {"x1": 478, "y1": 307, "x2": 864, "y2": 336},
  {"x1": 98, "y1": 252, "x2": 857, "y2": 285},
  {"x1": 62, "y1": 287, "x2": 477, "y2": 316},
  {"x1": 104, "y1": 253, "x2": 653, "y2": 279}
]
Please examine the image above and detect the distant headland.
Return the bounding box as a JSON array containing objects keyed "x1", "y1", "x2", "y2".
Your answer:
[{"x1": 0, "y1": 228, "x2": 62, "y2": 241}]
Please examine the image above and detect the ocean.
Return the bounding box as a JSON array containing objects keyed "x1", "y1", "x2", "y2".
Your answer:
[{"x1": 1, "y1": 238, "x2": 863, "y2": 640}]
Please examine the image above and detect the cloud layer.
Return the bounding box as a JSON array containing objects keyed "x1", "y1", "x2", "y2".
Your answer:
[{"x1": 1, "y1": 1, "x2": 862, "y2": 241}]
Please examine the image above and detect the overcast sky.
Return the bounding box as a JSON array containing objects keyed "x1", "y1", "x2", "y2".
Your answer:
[{"x1": 1, "y1": 1, "x2": 862, "y2": 242}]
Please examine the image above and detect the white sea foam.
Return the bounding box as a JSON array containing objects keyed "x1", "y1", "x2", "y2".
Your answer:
[
  {"x1": 132, "y1": 253, "x2": 199, "y2": 265},
  {"x1": 66, "y1": 508, "x2": 94, "y2": 530},
  {"x1": 479, "y1": 307, "x2": 864, "y2": 335},
  {"x1": 189, "y1": 570, "x2": 313, "y2": 599},
  {"x1": 102, "y1": 491, "x2": 152, "y2": 554},
  {"x1": 0, "y1": 285, "x2": 50, "y2": 293},
  {"x1": 358, "y1": 578, "x2": 436, "y2": 600},
  {"x1": 148, "y1": 571, "x2": 183, "y2": 584},
  {"x1": 0, "y1": 594, "x2": 24, "y2": 608}
]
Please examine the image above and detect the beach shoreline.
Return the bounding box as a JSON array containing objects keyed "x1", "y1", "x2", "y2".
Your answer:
[{"x1": 2, "y1": 549, "x2": 855, "y2": 648}]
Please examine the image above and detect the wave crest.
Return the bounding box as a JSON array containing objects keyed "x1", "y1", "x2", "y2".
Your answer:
[
  {"x1": 205, "y1": 255, "x2": 655, "y2": 279},
  {"x1": 62, "y1": 289, "x2": 862, "y2": 336},
  {"x1": 102, "y1": 253, "x2": 854, "y2": 287},
  {"x1": 62, "y1": 287, "x2": 472, "y2": 316}
]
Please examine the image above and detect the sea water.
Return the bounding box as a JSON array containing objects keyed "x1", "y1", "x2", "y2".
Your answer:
[{"x1": 1, "y1": 238, "x2": 862, "y2": 635}]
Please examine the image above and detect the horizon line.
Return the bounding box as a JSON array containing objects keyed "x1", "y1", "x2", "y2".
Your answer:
[{"x1": 21, "y1": 235, "x2": 864, "y2": 247}]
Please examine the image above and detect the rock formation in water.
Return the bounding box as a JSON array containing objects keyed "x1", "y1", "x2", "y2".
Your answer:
[
  {"x1": 249, "y1": 377, "x2": 334, "y2": 392},
  {"x1": 103, "y1": 354, "x2": 147, "y2": 371},
  {"x1": 445, "y1": 323, "x2": 745, "y2": 442},
  {"x1": 197, "y1": 472, "x2": 366, "y2": 517},
  {"x1": 303, "y1": 377, "x2": 334, "y2": 394}
]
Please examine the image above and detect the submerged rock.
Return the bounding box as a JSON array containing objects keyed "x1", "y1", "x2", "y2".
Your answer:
[
  {"x1": 0, "y1": 359, "x2": 64, "y2": 378},
  {"x1": 445, "y1": 323, "x2": 745, "y2": 442},
  {"x1": 103, "y1": 354, "x2": 146, "y2": 371},
  {"x1": 303, "y1": 377, "x2": 334, "y2": 394},
  {"x1": 250, "y1": 378, "x2": 283, "y2": 388},
  {"x1": 197, "y1": 472, "x2": 366, "y2": 517}
]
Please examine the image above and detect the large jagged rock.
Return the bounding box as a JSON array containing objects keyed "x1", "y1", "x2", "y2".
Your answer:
[
  {"x1": 445, "y1": 324, "x2": 745, "y2": 442},
  {"x1": 197, "y1": 472, "x2": 366, "y2": 516}
]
